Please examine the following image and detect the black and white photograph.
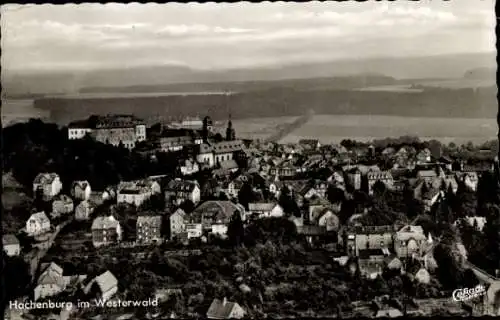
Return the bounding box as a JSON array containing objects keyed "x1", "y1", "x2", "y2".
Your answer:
[{"x1": 1, "y1": 1, "x2": 498, "y2": 319}]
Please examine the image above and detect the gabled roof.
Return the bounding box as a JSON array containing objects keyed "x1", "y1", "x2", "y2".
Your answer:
[
  {"x1": 206, "y1": 298, "x2": 244, "y2": 319},
  {"x1": 33, "y1": 173, "x2": 59, "y2": 185},
  {"x1": 137, "y1": 215, "x2": 162, "y2": 226},
  {"x1": 3, "y1": 234, "x2": 19, "y2": 245},
  {"x1": 72, "y1": 180, "x2": 90, "y2": 190},
  {"x1": 94, "y1": 271, "x2": 118, "y2": 294},
  {"x1": 166, "y1": 179, "x2": 198, "y2": 192},
  {"x1": 38, "y1": 262, "x2": 64, "y2": 287},
  {"x1": 248, "y1": 202, "x2": 276, "y2": 212},
  {"x1": 91, "y1": 216, "x2": 120, "y2": 230},
  {"x1": 29, "y1": 211, "x2": 50, "y2": 225},
  {"x1": 192, "y1": 201, "x2": 244, "y2": 224}
]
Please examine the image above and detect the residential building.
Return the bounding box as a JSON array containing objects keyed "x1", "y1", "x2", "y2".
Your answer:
[
  {"x1": 197, "y1": 143, "x2": 216, "y2": 168},
  {"x1": 394, "y1": 225, "x2": 427, "y2": 258},
  {"x1": 164, "y1": 179, "x2": 201, "y2": 206},
  {"x1": 136, "y1": 215, "x2": 162, "y2": 244},
  {"x1": 117, "y1": 179, "x2": 161, "y2": 206},
  {"x1": 159, "y1": 135, "x2": 194, "y2": 152},
  {"x1": 357, "y1": 250, "x2": 386, "y2": 279},
  {"x1": 416, "y1": 148, "x2": 432, "y2": 164},
  {"x1": 206, "y1": 298, "x2": 245, "y2": 319},
  {"x1": 367, "y1": 171, "x2": 394, "y2": 195},
  {"x1": 456, "y1": 171, "x2": 479, "y2": 192},
  {"x1": 180, "y1": 159, "x2": 200, "y2": 176},
  {"x1": 269, "y1": 162, "x2": 296, "y2": 179},
  {"x1": 51, "y1": 195, "x2": 74, "y2": 218},
  {"x1": 84, "y1": 271, "x2": 118, "y2": 303},
  {"x1": 68, "y1": 115, "x2": 146, "y2": 148},
  {"x1": 190, "y1": 201, "x2": 245, "y2": 236},
  {"x1": 26, "y1": 212, "x2": 51, "y2": 236},
  {"x1": 315, "y1": 208, "x2": 340, "y2": 232},
  {"x1": 71, "y1": 181, "x2": 91, "y2": 201},
  {"x1": 75, "y1": 200, "x2": 94, "y2": 221},
  {"x1": 414, "y1": 268, "x2": 431, "y2": 284},
  {"x1": 169, "y1": 209, "x2": 186, "y2": 240},
  {"x1": 91, "y1": 216, "x2": 122, "y2": 247},
  {"x1": 34, "y1": 262, "x2": 66, "y2": 301},
  {"x1": 185, "y1": 223, "x2": 203, "y2": 239},
  {"x1": 346, "y1": 168, "x2": 362, "y2": 190},
  {"x1": 345, "y1": 225, "x2": 394, "y2": 257},
  {"x1": 247, "y1": 202, "x2": 277, "y2": 219},
  {"x1": 3, "y1": 234, "x2": 20, "y2": 256},
  {"x1": 33, "y1": 173, "x2": 63, "y2": 200}
]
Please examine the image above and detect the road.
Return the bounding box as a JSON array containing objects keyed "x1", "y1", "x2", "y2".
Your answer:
[{"x1": 264, "y1": 109, "x2": 314, "y2": 143}]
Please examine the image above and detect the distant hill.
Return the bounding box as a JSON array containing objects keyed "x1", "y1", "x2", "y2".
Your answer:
[{"x1": 3, "y1": 52, "x2": 495, "y2": 96}]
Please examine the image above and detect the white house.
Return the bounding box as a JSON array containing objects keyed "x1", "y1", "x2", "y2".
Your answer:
[
  {"x1": 26, "y1": 212, "x2": 51, "y2": 236},
  {"x1": 164, "y1": 179, "x2": 201, "y2": 206},
  {"x1": 84, "y1": 271, "x2": 118, "y2": 303},
  {"x1": 185, "y1": 223, "x2": 203, "y2": 239},
  {"x1": 34, "y1": 262, "x2": 67, "y2": 301},
  {"x1": 51, "y1": 195, "x2": 74, "y2": 218},
  {"x1": 169, "y1": 209, "x2": 186, "y2": 240},
  {"x1": 180, "y1": 159, "x2": 200, "y2": 176},
  {"x1": 117, "y1": 179, "x2": 161, "y2": 207},
  {"x1": 71, "y1": 181, "x2": 92, "y2": 201},
  {"x1": 3, "y1": 234, "x2": 20, "y2": 256},
  {"x1": 33, "y1": 173, "x2": 63, "y2": 200},
  {"x1": 75, "y1": 200, "x2": 94, "y2": 221}
]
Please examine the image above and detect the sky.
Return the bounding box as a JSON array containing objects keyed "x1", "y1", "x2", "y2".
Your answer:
[{"x1": 1, "y1": 1, "x2": 496, "y2": 72}]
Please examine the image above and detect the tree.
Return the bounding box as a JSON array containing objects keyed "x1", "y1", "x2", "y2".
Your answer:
[
  {"x1": 238, "y1": 182, "x2": 256, "y2": 211},
  {"x1": 227, "y1": 212, "x2": 245, "y2": 247}
]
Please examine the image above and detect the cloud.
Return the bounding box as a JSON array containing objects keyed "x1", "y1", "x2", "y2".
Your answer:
[{"x1": 1, "y1": 1, "x2": 495, "y2": 72}]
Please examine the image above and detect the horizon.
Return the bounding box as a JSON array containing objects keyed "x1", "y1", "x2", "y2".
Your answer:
[{"x1": 1, "y1": 1, "x2": 496, "y2": 73}]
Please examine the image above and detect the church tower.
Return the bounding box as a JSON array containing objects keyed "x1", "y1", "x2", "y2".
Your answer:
[{"x1": 226, "y1": 114, "x2": 236, "y2": 141}]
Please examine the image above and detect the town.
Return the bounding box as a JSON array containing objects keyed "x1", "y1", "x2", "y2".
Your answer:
[{"x1": 3, "y1": 112, "x2": 500, "y2": 320}]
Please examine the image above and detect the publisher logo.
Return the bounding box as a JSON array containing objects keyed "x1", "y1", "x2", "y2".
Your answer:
[{"x1": 452, "y1": 285, "x2": 486, "y2": 302}]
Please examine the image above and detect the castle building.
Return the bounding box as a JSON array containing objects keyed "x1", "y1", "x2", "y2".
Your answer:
[{"x1": 68, "y1": 115, "x2": 146, "y2": 149}]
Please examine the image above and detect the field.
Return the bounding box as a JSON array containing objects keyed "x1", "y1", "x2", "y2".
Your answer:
[{"x1": 279, "y1": 114, "x2": 497, "y2": 145}]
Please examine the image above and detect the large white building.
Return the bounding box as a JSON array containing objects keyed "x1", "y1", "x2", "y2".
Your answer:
[{"x1": 68, "y1": 115, "x2": 146, "y2": 149}]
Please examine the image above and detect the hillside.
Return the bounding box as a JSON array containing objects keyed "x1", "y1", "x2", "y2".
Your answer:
[
  {"x1": 3, "y1": 52, "x2": 495, "y2": 96},
  {"x1": 34, "y1": 85, "x2": 497, "y2": 124}
]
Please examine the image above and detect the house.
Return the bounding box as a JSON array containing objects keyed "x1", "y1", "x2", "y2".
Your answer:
[
  {"x1": 206, "y1": 298, "x2": 245, "y2": 319},
  {"x1": 185, "y1": 223, "x2": 203, "y2": 239},
  {"x1": 190, "y1": 201, "x2": 245, "y2": 237},
  {"x1": 413, "y1": 179, "x2": 442, "y2": 213},
  {"x1": 328, "y1": 171, "x2": 346, "y2": 189},
  {"x1": 269, "y1": 162, "x2": 297, "y2": 179},
  {"x1": 74, "y1": 200, "x2": 95, "y2": 221},
  {"x1": 169, "y1": 209, "x2": 186, "y2": 240},
  {"x1": 71, "y1": 180, "x2": 91, "y2": 201},
  {"x1": 248, "y1": 202, "x2": 278, "y2": 219},
  {"x1": 136, "y1": 215, "x2": 162, "y2": 244},
  {"x1": 374, "y1": 308, "x2": 403, "y2": 318},
  {"x1": 345, "y1": 225, "x2": 394, "y2": 257},
  {"x1": 180, "y1": 159, "x2": 200, "y2": 176},
  {"x1": 117, "y1": 179, "x2": 161, "y2": 206},
  {"x1": 367, "y1": 171, "x2": 394, "y2": 195},
  {"x1": 225, "y1": 178, "x2": 246, "y2": 199},
  {"x1": 91, "y1": 216, "x2": 122, "y2": 247},
  {"x1": 463, "y1": 216, "x2": 487, "y2": 232},
  {"x1": 416, "y1": 148, "x2": 432, "y2": 164},
  {"x1": 196, "y1": 143, "x2": 216, "y2": 168},
  {"x1": 26, "y1": 212, "x2": 51, "y2": 236},
  {"x1": 384, "y1": 255, "x2": 403, "y2": 271},
  {"x1": 84, "y1": 271, "x2": 118, "y2": 303},
  {"x1": 3, "y1": 234, "x2": 20, "y2": 256},
  {"x1": 33, "y1": 173, "x2": 63, "y2": 200},
  {"x1": 297, "y1": 225, "x2": 329, "y2": 245},
  {"x1": 414, "y1": 268, "x2": 431, "y2": 284},
  {"x1": 357, "y1": 250, "x2": 386, "y2": 279},
  {"x1": 51, "y1": 195, "x2": 74, "y2": 218},
  {"x1": 164, "y1": 179, "x2": 201, "y2": 206},
  {"x1": 315, "y1": 208, "x2": 340, "y2": 232},
  {"x1": 456, "y1": 171, "x2": 479, "y2": 192},
  {"x1": 34, "y1": 262, "x2": 66, "y2": 301},
  {"x1": 345, "y1": 168, "x2": 362, "y2": 190},
  {"x1": 394, "y1": 225, "x2": 427, "y2": 258}
]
